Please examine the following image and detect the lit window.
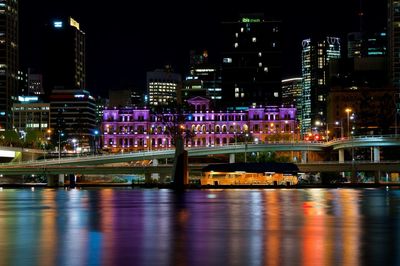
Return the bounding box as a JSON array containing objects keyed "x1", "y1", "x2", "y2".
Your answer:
[
  {"x1": 274, "y1": 92, "x2": 279, "y2": 97},
  {"x1": 252, "y1": 37, "x2": 257, "y2": 43},
  {"x1": 258, "y1": 52, "x2": 262, "y2": 57},
  {"x1": 235, "y1": 33, "x2": 238, "y2": 38},
  {"x1": 223, "y1": 58, "x2": 232, "y2": 63},
  {"x1": 234, "y1": 43, "x2": 238, "y2": 48},
  {"x1": 264, "y1": 67, "x2": 269, "y2": 72},
  {"x1": 258, "y1": 62, "x2": 262, "y2": 67}
]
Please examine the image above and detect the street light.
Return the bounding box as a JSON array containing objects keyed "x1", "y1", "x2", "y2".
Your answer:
[
  {"x1": 94, "y1": 130, "x2": 99, "y2": 155},
  {"x1": 345, "y1": 108, "x2": 352, "y2": 138},
  {"x1": 58, "y1": 131, "x2": 64, "y2": 162},
  {"x1": 244, "y1": 133, "x2": 249, "y2": 163},
  {"x1": 72, "y1": 138, "x2": 77, "y2": 155},
  {"x1": 146, "y1": 135, "x2": 151, "y2": 152},
  {"x1": 335, "y1": 121, "x2": 344, "y2": 139},
  {"x1": 233, "y1": 122, "x2": 237, "y2": 145}
]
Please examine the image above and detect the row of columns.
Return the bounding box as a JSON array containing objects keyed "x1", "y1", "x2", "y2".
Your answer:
[
  {"x1": 338, "y1": 146, "x2": 380, "y2": 163},
  {"x1": 227, "y1": 146, "x2": 382, "y2": 164}
]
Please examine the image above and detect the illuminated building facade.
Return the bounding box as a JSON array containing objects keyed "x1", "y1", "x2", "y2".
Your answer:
[
  {"x1": 101, "y1": 97, "x2": 297, "y2": 152},
  {"x1": 182, "y1": 50, "x2": 222, "y2": 103},
  {"x1": 221, "y1": 13, "x2": 282, "y2": 107},
  {"x1": 301, "y1": 37, "x2": 341, "y2": 136},
  {"x1": 0, "y1": 0, "x2": 18, "y2": 129},
  {"x1": 147, "y1": 67, "x2": 181, "y2": 107},
  {"x1": 282, "y1": 77, "x2": 302, "y2": 123},
  {"x1": 43, "y1": 17, "x2": 85, "y2": 96},
  {"x1": 12, "y1": 96, "x2": 50, "y2": 133}
]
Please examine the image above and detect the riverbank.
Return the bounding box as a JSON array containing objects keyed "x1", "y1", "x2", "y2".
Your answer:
[{"x1": 1, "y1": 182, "x2": 400, "y2": 189}]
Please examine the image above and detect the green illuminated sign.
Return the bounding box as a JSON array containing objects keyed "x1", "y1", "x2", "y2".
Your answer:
[{"x1": 242, "y1": 18, "x2": 261, "y2": 23}]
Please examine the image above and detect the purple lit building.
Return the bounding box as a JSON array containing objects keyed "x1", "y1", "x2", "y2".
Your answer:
[{"x1": 102, "y1": 97, "x2": 297, "y2": 151}]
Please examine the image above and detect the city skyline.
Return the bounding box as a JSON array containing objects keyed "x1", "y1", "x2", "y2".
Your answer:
[{"x1": 20, "y1": 1, "x2": 386, "y2": 96}]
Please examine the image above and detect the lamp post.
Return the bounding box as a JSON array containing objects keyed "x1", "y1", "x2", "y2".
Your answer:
[
  {"x1": 233, "y1": 122, "x2": 237, "y2": 145},
  {"x1": 244, "y1": 133, "x2": 249, "y2": 163},
  {"x1": 58, "y1": 131, "x2": 64, "y2": 162},
  {"x1": 94, "y1": 130, "x2": 99, "y2": 155},
  {"x1": 345, "y1": 108, "x2": 352, "y2": 138},
  {"x1": 72, "y1": 138, "x2": 77, "y2": 155},
  {"x1": 335, "y1": 121, "x2": 344, "y2": 139},
  {"x1": 146, "y1": 135, "x2": 150, "y2": 152}
]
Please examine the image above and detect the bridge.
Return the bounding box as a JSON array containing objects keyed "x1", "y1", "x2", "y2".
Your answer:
[
  {"x1": 0, "y1": 161, "x2": 400, "y2": 176},
  {"x1": 0, "y1": 135, "x2": 399, "y2": 181},
  {"x1": 1, "y1": 134, "x2": 399, "y2": 166},
  {"x1": 0, "y1": 146, "x2": 45, "y2": 163}
]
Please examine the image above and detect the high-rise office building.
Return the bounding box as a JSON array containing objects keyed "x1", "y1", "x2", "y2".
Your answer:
[
  {"x1": 348, "y1": 31, "x2": 387, "y2": 58},
  {"x1": 17, "y1": 70, "x2": 28, "y2": 95},
  {"x1": 301, "y1": 37, "x2": 341, "y2": 136},
  {"x1": 182, "y1": 50, "x2": 222, "y2": 103},
  {"x1": 43, "y1": 17, "x2": 85, "y2": 96},
  {"x1": 347, "y1": 32, "x2": 363, "y2": 58},
  {"x1": 388, "y1": 0, "x2": 400, "y2": 91},
  {"x1": 282, "y1": 77, "x2": 302, "y2": 123},
  {"x1": 28, "y1": 70, "x2": 44, "y2": 95},
  {"x1": 50, "y1": 89, "x2": 96, "y2": 149},
  {"x1": 0, "y1": 0, "x2": 18, "y2": 130},
  {"x1": 147, "y1": 66, "x2": 181, "y2": 107},
  {"x1": 221, "y1": 13, "x2": 282, "y2": 107}
]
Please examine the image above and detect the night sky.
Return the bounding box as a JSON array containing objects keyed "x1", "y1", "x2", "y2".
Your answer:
[{"x1": 19, "y1": 0, "x2": 386, "y2": 97}]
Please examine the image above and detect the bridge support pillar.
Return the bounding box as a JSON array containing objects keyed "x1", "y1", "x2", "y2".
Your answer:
[
  {"x1": 69, "y1": 174, "x2": 76, "y2": 188},
  {"x1": 301, "y1": 151, "x2": 308, "y2": 163},
  {"x1": 229, "y1": 154, "x2": 235, "y2": 164},
  {"x1": 152, "y1": 159, "x2": 159, "y2": 166},
  {"x1": 338, "y1": 149, "x2": 345, "y2": 163},
  {"x1": 145, "y1": 173, "x2": 152, "y2": 184},
  {"x1": 47, "y1": 175, "x2": 58, "y2": 187},
  {"x1": 373, "y1": 147, "x2": 380, "y2": 163},
  {"x1": 350, "y1": 168, "x2": 358, "y2": 183},
  {"x1": 172, "y1": 136, "x2": 188, "y2": 190},
  {"x1": 374, "y1": 171, "x2": 381, "y2": 184},
  {"x1": 58, "y1": 174, "x2": 65, "y2": 186},
  {"x1": 159, "y1": 173, "x2": 168, "y2": 184}
]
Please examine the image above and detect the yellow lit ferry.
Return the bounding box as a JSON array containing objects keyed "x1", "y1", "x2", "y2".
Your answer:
[{"x1": 201, "y1": 163, "x2": 299, "y2": 186}]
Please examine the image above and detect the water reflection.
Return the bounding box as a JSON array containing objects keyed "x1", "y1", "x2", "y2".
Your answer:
[{"x1": 0, "y1": 188, "x2": 400, "y2": 265}]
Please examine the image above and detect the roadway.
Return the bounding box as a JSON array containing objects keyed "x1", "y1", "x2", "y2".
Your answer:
[{"x1": 0, "y1": 135, "x2": 399, "y2": 173}]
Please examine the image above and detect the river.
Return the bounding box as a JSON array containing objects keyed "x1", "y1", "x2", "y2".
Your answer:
[{"x1": 0, "y1": 188, "x2": 399, "y2": 265}]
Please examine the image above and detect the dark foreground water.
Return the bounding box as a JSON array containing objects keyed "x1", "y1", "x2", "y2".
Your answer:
[{"x1": 0, "y1": 188, "x2": 400, "y2": 266}]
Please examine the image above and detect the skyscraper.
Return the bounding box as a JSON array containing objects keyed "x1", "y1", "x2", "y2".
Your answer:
[
  {"x1": 347, "y1": 31, "x2": 387, "y2": 58},
  {"x1": 42, "y1": 17, "x2": 85, "y2": 96},
  {"x1": 282, "y1": 77, "x2": 302, "y2": 123},
  {"x1": 182, "y1": 50, "x2": 222, "y2": 103},
  {"x1": 147, "y1": 66, "x2": 181, "y2": 107},
  {"x1": 388, "y1": 0, "x2": 400, "y2": 91},
  {"x1": 301, "y1": 37, "x2": 341, "y2": 136},
  {"x1": 221, "y1": 13, "x2": 282, "y2": 107},
  {"x1": 0, "y1": 0, "x2": 18, "y2": 130}
]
